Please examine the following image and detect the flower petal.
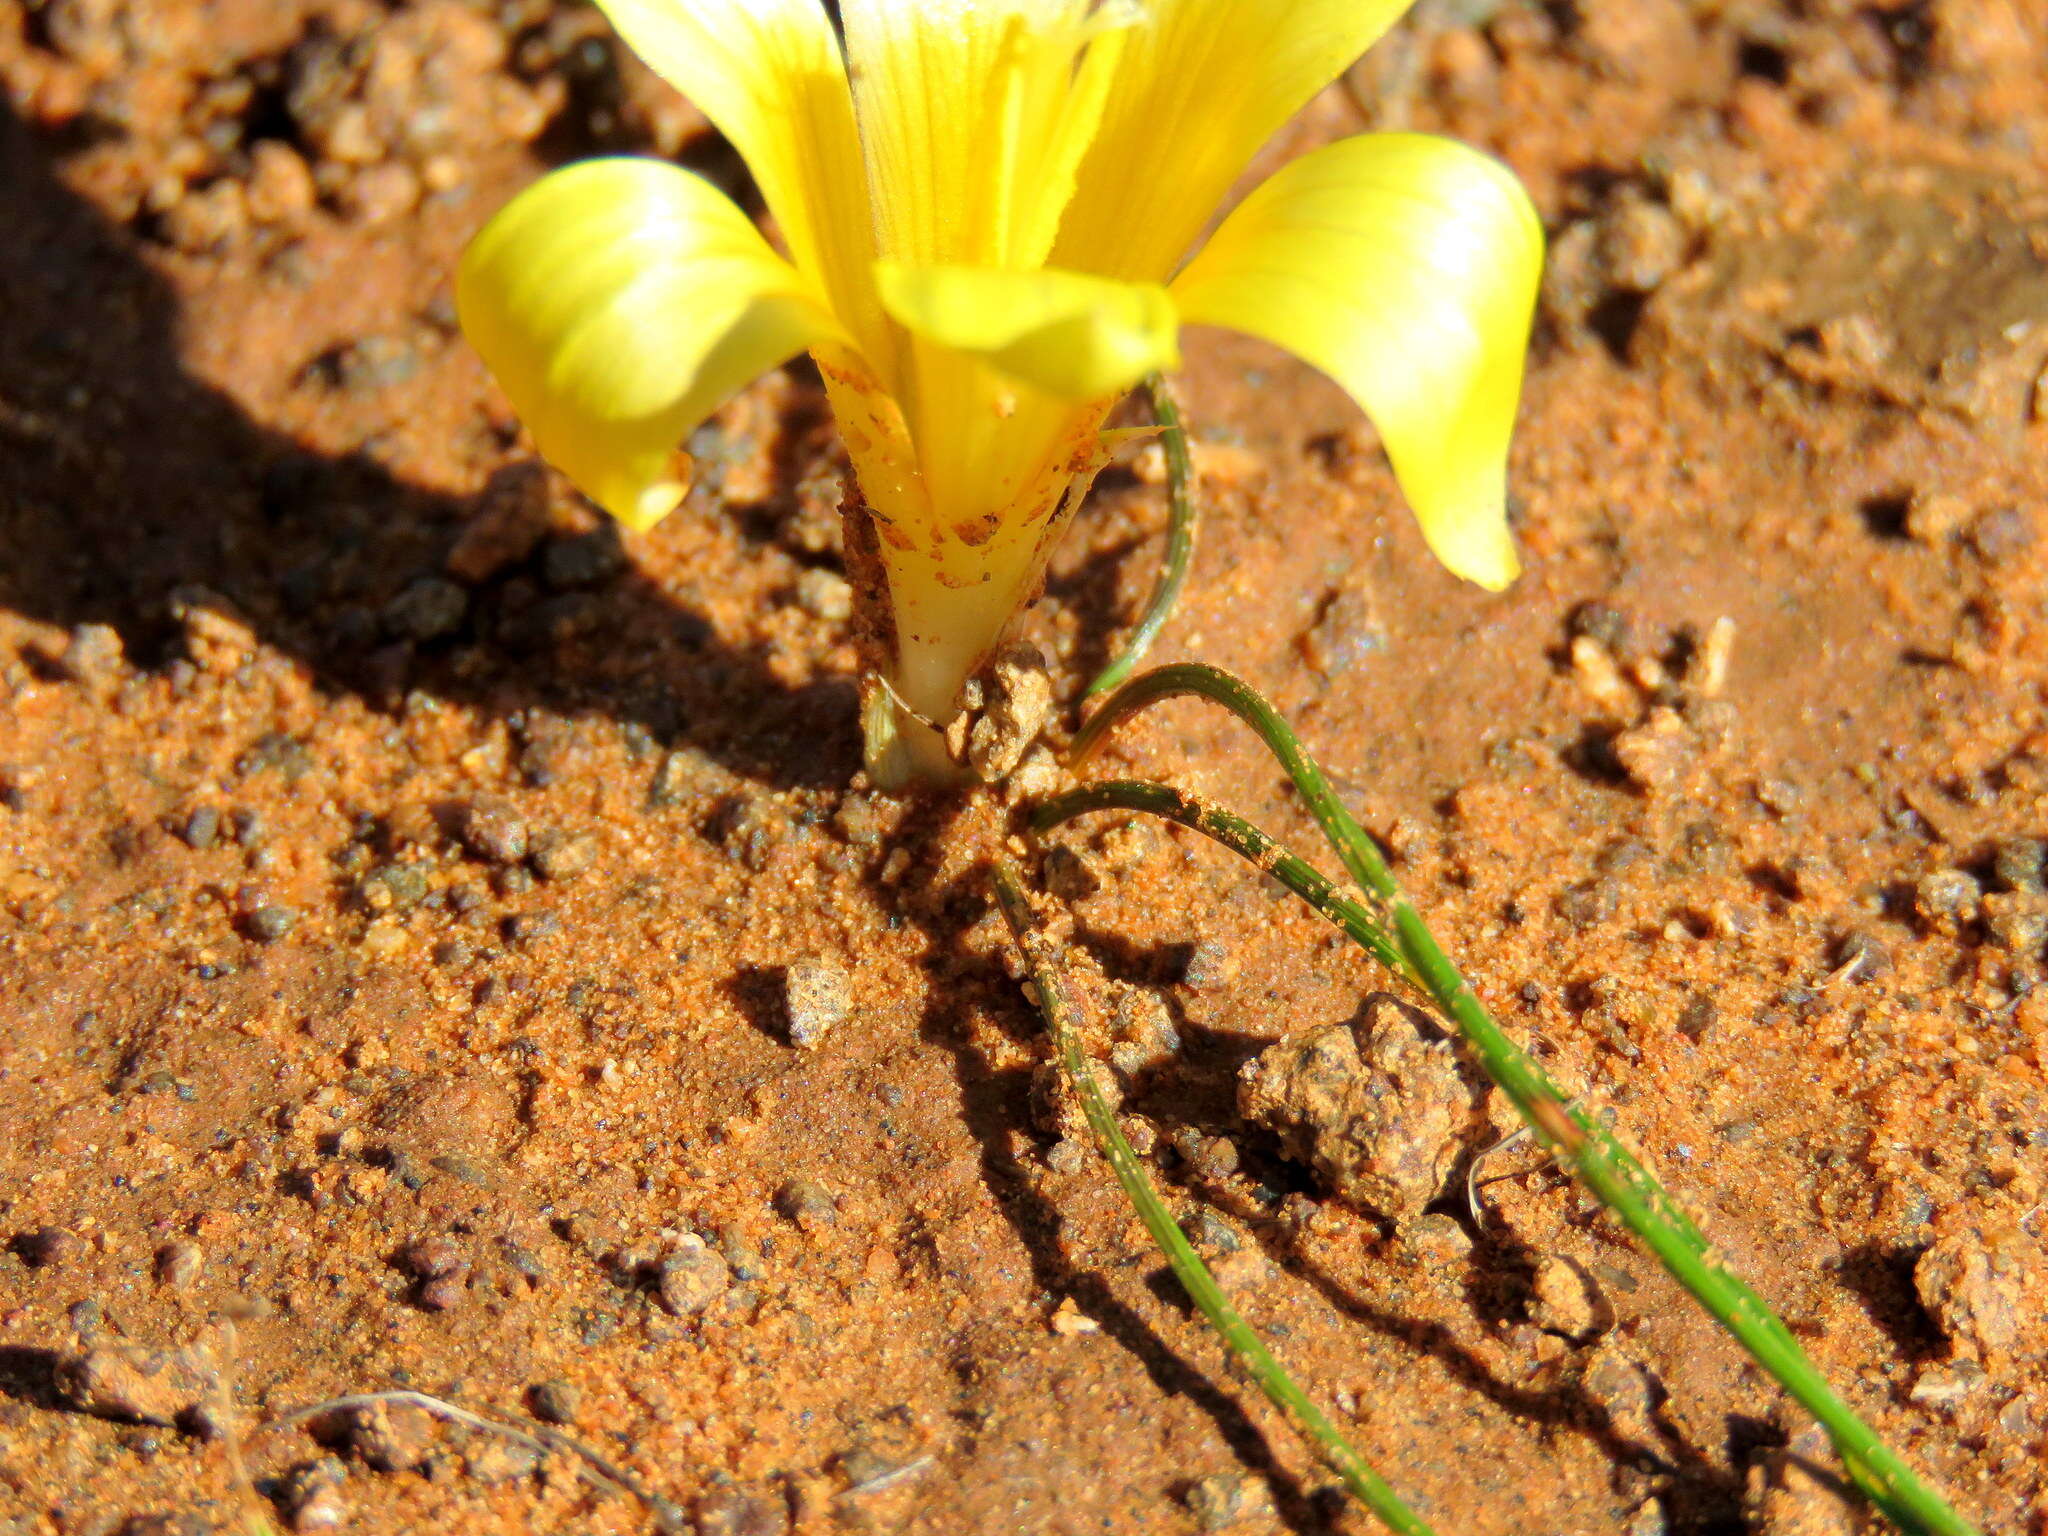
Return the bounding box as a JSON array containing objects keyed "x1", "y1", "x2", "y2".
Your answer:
[
  {"x1": 1171, "y1": 133, "x2": 1542, "y2": 590},
  {"x1": 875, "y1": 260, "x2": 1180, "y2": 403},
  {"x1": 593, "y1": 0, "x2": 879, "y2": 340},
  {"x1": 1054, "y1": 0, "x2": 1409, "y2": 282},
  {"x1": 458, "y1": 158, "x2": 845, "y2": 531},
  {"x1": 841, "y1": 0, "x2": 1130, "y2": 268}
]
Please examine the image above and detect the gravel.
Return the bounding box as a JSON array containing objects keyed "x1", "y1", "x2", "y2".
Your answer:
[
  {"x1": 527, "y1": 1377, "x2": 582, "y2": 1426},
  {"x1": 153, "y1": 1239, "x2": 203, "y2": 1290},
  {"x1": 457, "y1": 797, "x2": 528, "y2": 864},
  {"x1": 784, "y1": 958, "x2": 852, "y2": 1049},
  {"x1": 654, "y1": 1236, "x2": 732, "y2": 1316}
]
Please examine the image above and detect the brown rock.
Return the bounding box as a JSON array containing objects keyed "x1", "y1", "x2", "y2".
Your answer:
[
  {"x1": 245, "y1": 142, "x2": 316, "y2": 225},
  {"x1": 168, "y1": 585, "x2": 258, "y2": 674},
  {"x1": 529, "y1": 828, "x2": 597, "y2": 881},
  {"x1": 1609, "y1": 707, "x2": 1696, "y2": 793},
  {"x1": 458, "y1": 797, "x2": 528, "y2": 865},
  {"x1": 56, "y1": 1344, "x2": 216, "y2": 1427},
  {"x1": 654, "y1": 1236, "x2": 732, "y2": 1316},
  {"x1": 346, "y1": 1399, "x2": 440, "y2": 1471},
  {"x1": 446, "y1": 463, "x2": 552, "y2": 583},
  {"x1": 965, "y1": 642, "x2": 1053, "y2": 781},
  {"x1": 1744, "y1": 1425, "x2": 1860, "y2": 1536},
  {"x1": 1237, "y1": 993, "x2": 1476, "y2": 1223},
  {"x1": 14, "y1": 1225, "x2": 84, "y2": 1269},
  {"x1": 784, "y1": 959, "x2": 852, "y2": 1049},
  {"x1": 1528, "y1": 1254, "x2": 1612, "y2": 1342},
  {"x1": 1915, "y1": 1226, "x2": 2037, "y2": 1358},
  {"x1": 154, "y1": 1239, "x2": 203, "y2": 1290}
]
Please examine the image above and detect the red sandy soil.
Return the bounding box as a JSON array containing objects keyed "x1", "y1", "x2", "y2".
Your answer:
[{"x1": 2, "y1": 2, "x2": 2047, "y2": 1533}]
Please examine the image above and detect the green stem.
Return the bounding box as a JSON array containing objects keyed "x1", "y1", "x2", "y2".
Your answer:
[
  {"x1": 1083, "y1": 377, "x2": 1199, "y2": 701},
  {"x1": 1051, "y1": 665, "x2": 1981, "y2": 1536},
  {"x1": 1071, "y1": 663, "x2": 1394, "y2": 905},
  {"x1": 1027, "y1": 781, "x2": 1412, "y2": 985},
  {"x1": 990, "y1": 860, "x2": 1440, "y2": 1536}
]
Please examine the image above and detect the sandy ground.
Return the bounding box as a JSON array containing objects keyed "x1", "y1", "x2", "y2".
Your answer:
[{"x1": 2, "y1": 1, "x2": 2047, "y2": 1532}]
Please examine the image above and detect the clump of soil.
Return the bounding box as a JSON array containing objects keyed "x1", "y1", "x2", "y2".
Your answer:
[{"x1": 3, "y1": 1, "x2": 2047, "y2": 1533}]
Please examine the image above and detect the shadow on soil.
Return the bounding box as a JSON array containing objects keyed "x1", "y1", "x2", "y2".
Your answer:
[
  {"x1": 902, "y1": 816, "x2": 1756, "y2": 1534},
  {"x1": 0, "y1": 99, "x2": 858, "y2": 791}
]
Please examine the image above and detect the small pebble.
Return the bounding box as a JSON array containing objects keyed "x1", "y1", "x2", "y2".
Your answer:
[
  {"x1": 1238, "y1": 994, "x2": 1474, "y2": 1223},
  {"x1": 1992, "y1": 837, "x2": 2048, "y2": 894},
  {"x1": 1676, "y1": 993, "x2": 1719, "y2": 1039},
  {"x1": 176, "y1": 805, "x2": 220, "y2": 851},
  {"x1": 1609, "y1": 707, "x2": 1697, "y2": 793},
  {"x1": 1831, "y1": 931, "x2": 1891, "y2": 982},
  {"x1": 1183, "y1": 1472, "x2": 1272, "y2": 1532},
  {"x1": 965, "y1": 642, "x2": 1054, "y2": 780},
  {"x1": 56, "y1": 1344, "x2": 215, "y2": 1427},
  {"x1": 1528, "y1": 1254, "x2": 1610, "y2": 1342},
  {"x1": 458, "y1": 798, "x2": 529, "y2": 865},
  {"x1": 154, "y1": 1239, "x2": 203, "y2": 1290},
  {"x1": 1597, "y1": 193, "x2": 1687, "y2": 293},
  {"x1": 529, "y1": 828, "x2": 597, "y2": 881},
  {"x1": 647, "y1": 749, "x2": 701, "y2": 810},
  {"x1": 347, "y1": 1400, "x2": 440, "y2": 1471},
  {"x1": 1980, "y1": 891, "x2": 2048, "y2": 955},
  {"x1": 417, "y1": 1271, "x2": 469, "y2": 1311},
  {"x1": 785, "y1": 959, "x2": 852, "y2": 1049},
  {"x1": 1915, "y1": 1227, "x2": 2031, "y2": 1357},
  {"x1": 1181, "y1": 939, "x2": 1239, "y2": 991},
  {"x1": 1913, "y1": 869, "x2": 1981, "y2": 932},
  {"x1": 1967, "y1": 505, "x2": 2033, "y2": 563},
  {"x1": 503, "y1": 910, "x2": 561, "y2": 948},
  {"x1": 1043, "y1": 1138, "x2": 1087, "y2": 1175},
  {"x1": 463, "y1": 1436, "x2": 540, "y2": 1484},
  {"x1": 1049, "y1": 1296, "x2": 1099, "y2": 1335},
  {"x1": 55, "y1": 623, "x2": 127, "y2": 699},
  {"x1": 694, "y1": 1479, "x2": 791, "y2": 1536},
  {"x1": 244, "y1": 904, "x2": 299, "y2": 943},
  {"x1": 654, "y1": 1237, "x2": 732, "y2": 1316},
  {"x1": 14, "y1": 1226, "x2": 83, "y2": 1269},
  {"x1": 357, "y1": 862, "x2": 429, "y2": 915},
  {"x1": 775, "y1": 1177, "x2": 839, "y2": 1231},
  {"x1": 282, "y1": 1457, "x2": 349, "y2": 1531},
  {"x1": 527, "y1": 1378, "x2": 581, "y2": 1426},
  {"x1": 1403, "y1": 1212, "x2": 1473, "y2": 1269},
  {"x1": 404, "y1": 1236, "x2": 464, "y2": 1278},
  {"x1": 1906, "y1": 1359, "x2": 1986, "y2": 1411}
]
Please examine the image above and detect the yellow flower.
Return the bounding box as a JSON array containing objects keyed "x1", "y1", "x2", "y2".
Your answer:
[{"x1": 457, "y1": 0, "x2": 1543, "y2": 785}]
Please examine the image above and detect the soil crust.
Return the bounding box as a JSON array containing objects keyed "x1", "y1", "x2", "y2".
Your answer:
[{"x1": 3, "y1": 2, "x2": 2047, "y2": 1533}]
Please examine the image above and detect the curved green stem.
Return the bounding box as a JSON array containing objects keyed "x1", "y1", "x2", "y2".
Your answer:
[
  {"x1": 1027, "y1": 780, "x2": 1412, "y2": 985},
  {"x1": 1049, "y1": 667, "x2": 1981, "y2": 1536},
  {"x1": 1072, "y1": 663, "x2": 1395, "y2": 906},
  {"x1": 1083, "y1": 377, "x2": 1199, "y2": 700},
  {"x1": 990, "y1": 860, "x2": 1440, "y2": 1536}
]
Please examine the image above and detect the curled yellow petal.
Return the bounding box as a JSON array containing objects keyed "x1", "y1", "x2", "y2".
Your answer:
[
  {"x1": 1171, "y1": 133, "x2": 1544, "y2": 589},
  {"x1": 592, "y1": 0, "x2": 879, "y2": 344},
  {"x1": 875, "y1": 260, "x2": 1180, "y2": 403},
  {"x1": 1055, "y1": 0, "x2": 1409, "y2": 282},
  {"x1": 457, "y1": 158, "x2": 845, "y2": 531}
]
